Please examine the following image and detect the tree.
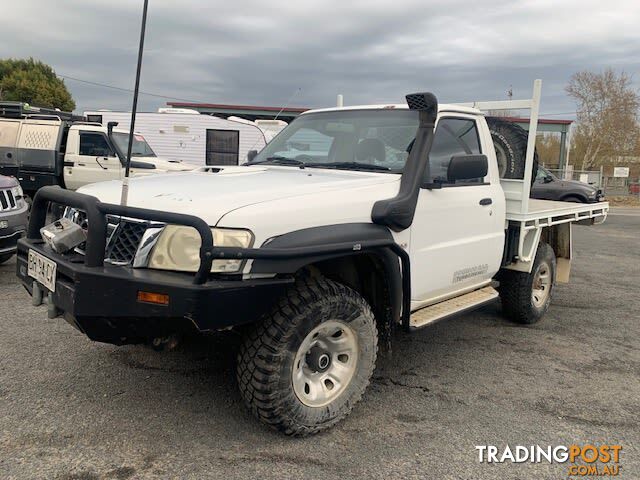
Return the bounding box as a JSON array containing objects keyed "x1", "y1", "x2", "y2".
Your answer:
[
  {"x1": 566, "y1": 69, "x2": 640, "y2": 170},
  {"x1": 0, "y1": 58, "x2": 75, "y2": 111},
  {"x1": 536, "y1": 133, "x2": 562, "y2": 167}
]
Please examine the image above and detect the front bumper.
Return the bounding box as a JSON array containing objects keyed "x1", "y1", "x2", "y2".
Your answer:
[
  {"x1": 17, "y1": 238, "x2": 292, "y2": 345},
  {"x1": 18, "y1": 186, "x2": 407, "y2": 344},
  {"x1": 0, "y1": 204, "x2": 28, "y2": 255},
  {"x1": 589, "y1": 190, "x2": 605, "y2": 203}
]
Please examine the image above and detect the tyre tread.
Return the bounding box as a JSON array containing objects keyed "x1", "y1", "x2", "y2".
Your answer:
[
  {"x1": 499, "y1": 242, "x2": 555, "y2": 324},
  {"x1": 236, "y1": 276, "x2": 377, "y2": 436}
]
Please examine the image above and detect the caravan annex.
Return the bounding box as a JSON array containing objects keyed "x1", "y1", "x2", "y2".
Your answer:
[{"x1": 84, "y1": 109, "x2": 268, "y2": 167}]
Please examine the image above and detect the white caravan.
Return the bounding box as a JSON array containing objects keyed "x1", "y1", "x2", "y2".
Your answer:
[{"x1": 84, "y1": 109, "x2": 268, "y2": 167}]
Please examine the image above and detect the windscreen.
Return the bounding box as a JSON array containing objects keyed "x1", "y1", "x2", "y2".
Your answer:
[
  {"x1": 251, "y1": 109, "x2": 419, "y2": 172},
  {"x1": 111, "y1": 132, "x2": 156, "y2": 157}
]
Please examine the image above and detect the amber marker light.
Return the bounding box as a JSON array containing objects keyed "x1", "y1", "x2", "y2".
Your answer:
[{"x1": 137, "y1": 291, "x2": 170, "y2": 305}]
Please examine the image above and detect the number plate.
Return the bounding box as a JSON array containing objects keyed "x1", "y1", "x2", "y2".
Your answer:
[{"x1": 27, "y1": 249, "x2": 57, "y2": 292}]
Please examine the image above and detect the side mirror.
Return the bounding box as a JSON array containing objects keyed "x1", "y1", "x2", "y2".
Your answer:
[
  {"x1": 447, "y1": 154, "x2": 488, "y2": 182},
  {"x1": 247, "y1": 150, "x2": 258, "y2": 162},
  {"x1": 543, "y1": 175, "x2": 554, "y2": 183}
]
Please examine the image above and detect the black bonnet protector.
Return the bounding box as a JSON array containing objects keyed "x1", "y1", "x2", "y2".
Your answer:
[{"x1": 371, "y1": 92, "x2": 438, "y2": 232}]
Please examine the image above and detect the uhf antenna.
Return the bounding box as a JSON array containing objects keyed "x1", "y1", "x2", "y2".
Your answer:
[
  {"x1": 120, "y1": 0, "x2": 149, "y2": 206},
  {"x1": 273, "y1": 87, "x2": 301, "y2": 121}
]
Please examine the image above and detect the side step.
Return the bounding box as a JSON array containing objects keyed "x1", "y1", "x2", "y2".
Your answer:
[{"x1": 410, "y1": 286, "x2": 499, "y2": 330}]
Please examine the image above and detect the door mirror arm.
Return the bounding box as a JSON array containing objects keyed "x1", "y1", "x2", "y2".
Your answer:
[
  {"x1": 95, "y1": 156, "x2": 108, "y2": 170},
  {"x1": 422, "y1": 180, "x2": 444, "y2": 189}
]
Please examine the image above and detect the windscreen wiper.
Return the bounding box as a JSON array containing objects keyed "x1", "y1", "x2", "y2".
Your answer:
[
  {"x1": 307, "y1": 161, "x2": 390, "y2": 171},
  {"x1": 246, "y1": 156, "x2": 305, "y2": 166}
]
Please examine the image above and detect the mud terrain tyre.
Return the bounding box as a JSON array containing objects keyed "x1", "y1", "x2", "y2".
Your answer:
[
  {"x1": 237, "y1": 276, "x2": 377, "y2": 436},
  {"x1": 499, "y1": 242, "x2": 556, "y2": 324},
  {"x1": 487, "y1": 117, "x2": 538, "y2": 184}
]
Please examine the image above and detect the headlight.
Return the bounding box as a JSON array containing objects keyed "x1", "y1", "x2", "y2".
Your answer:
[
  {"x1": 11, "y1": 184, "x2": 24, "y2": 207},
  {"x1": 148, "y1": 225, "x2": 253, "y2": 273}
]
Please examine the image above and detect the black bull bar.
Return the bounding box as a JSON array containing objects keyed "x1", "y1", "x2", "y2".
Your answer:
[{"x1": 25, "y1": 186, "x2": 411, "y2": 325}]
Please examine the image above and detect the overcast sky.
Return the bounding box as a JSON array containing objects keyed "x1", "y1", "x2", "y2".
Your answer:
[{"x1": 1, "y1": 0, "x2": 639, "y2": 118}]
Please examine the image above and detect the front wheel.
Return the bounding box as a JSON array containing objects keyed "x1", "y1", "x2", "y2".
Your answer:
[
  {"x1": 499, "y1": 242, "x2": 556, "y2": 324},
  {"x1": 236, "y1": 276, "x2": 378, "y2": 436}
]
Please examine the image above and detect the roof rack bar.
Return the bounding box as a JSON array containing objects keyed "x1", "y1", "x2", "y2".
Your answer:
[{"x1": 0, "y1": 101, "x2": 84, "y2": 122}]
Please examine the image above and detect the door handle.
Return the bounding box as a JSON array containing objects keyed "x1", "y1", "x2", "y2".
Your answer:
[{"x1": 479, "y1": 198, "x2": 492, "y2": 206}]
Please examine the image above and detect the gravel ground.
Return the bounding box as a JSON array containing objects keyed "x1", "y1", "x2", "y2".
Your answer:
[{"x1": 1, "y1": 209, "x2": 638, "y2": 479}]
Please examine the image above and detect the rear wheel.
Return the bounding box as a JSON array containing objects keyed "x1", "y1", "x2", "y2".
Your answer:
[
  {"x1": 499, "y1": 242, "x2": 556, "y2": 324},
  {"x1": 236, "y1": 276, "x2": 378, "y2": 436},
  {"x1": 487, "y1": 117, "x2": 538, "y2": 185}
]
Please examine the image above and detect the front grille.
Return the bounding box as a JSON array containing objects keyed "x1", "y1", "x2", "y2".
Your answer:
[
  {"x1": 0, "y1": 189, "x2": 18, "y2": 211},
  {"x1": 105, "y1": 221, "x2": 148, "y2": 264},
  {"x1": 65, "y1": 208, "x2": 153, "y2": 265}
]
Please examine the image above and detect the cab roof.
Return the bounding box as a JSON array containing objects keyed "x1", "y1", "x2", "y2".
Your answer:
[{"x1": 302, "y1": 103, "x2": 483, "y2": 116}]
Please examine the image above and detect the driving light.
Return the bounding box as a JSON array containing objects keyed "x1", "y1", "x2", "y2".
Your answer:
[{"x1": 148, "y1": 225, "x2": 253, "y2": 273}]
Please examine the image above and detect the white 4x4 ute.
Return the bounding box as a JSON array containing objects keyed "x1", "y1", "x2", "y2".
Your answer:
[{"x1": 17, "y1": 81, "x2": 608, "y2": 436}]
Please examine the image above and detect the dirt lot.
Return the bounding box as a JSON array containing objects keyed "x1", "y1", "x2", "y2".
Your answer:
[
  {"x1": 1, "y1": 208, "x2": 638, "y2": 480},
  {"x1": 606, "y1": 196, "x2": 640, "y2": 207}
]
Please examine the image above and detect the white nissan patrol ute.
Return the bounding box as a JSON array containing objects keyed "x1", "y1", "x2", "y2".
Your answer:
[{"x1": 17, "y1": 80, "x2": 608, "y2": 436}]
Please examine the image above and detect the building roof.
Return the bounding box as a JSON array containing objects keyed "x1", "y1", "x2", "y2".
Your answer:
[
  {"x1": 167, "y1": 102, "x2": 308, "y2": 114},
  {"x1": 499, "y1": 116, "x2": 573, "y2": 125},
  {"x1": 166, "y1": 102, "x2": 573, "y2": 127}
]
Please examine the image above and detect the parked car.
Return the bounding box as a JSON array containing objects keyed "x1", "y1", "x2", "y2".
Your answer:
[
  {"x1": 0, "y1": 175, "x2": 28, "y2": 264},
  {"x1": 531, "y1": 166, "x2": 604, "y2": 203}
]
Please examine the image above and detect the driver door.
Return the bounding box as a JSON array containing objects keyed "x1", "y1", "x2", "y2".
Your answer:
[
  {"x1": 65, "y1": 131, "x2": 122, "y2": 190},
  {"x1": 409, "y1": 116, "x2": 505, "y2": 307}
]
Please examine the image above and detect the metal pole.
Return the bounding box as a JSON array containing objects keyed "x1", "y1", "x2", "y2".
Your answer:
[
  {"x1": 558, "y1": 128, "x2": 567, "y2": 174},
  {"x1": 120, "y1": 0, "x2": 149, "y2": 206}
]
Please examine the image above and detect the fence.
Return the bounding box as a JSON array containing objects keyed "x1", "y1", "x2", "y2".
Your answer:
[
  {"x1": 602, "y1": 176, "x2": 640, "y2": 196},
  {"x1": 547, "y1": 169, "x2": 602, "y2": 188}
]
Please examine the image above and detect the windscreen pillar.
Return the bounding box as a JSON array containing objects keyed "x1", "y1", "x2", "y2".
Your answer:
[{"x1": 371, "y1": 92, "x2": 438, "y2": 232}]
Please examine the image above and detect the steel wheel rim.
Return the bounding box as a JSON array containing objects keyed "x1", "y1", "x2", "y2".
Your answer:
[
  {"x1": 292, "y1": 320, "x2": 359, "y2": 408},
  {"x1": 532, "y1": 262, "x2": 551, "y2": 308}
]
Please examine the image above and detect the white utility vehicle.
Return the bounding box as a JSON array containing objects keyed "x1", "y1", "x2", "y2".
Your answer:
[
  {"x1": 0, "y1": 102, "x2": 192, "y2": 199},
  {"x1": 18, "y1": 80, "x2": 608, "y2": 436}
]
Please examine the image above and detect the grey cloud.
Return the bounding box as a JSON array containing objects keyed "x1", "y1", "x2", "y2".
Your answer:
[{"x1": 1, "y1": 0, "x2": 638, "y2": 117}]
